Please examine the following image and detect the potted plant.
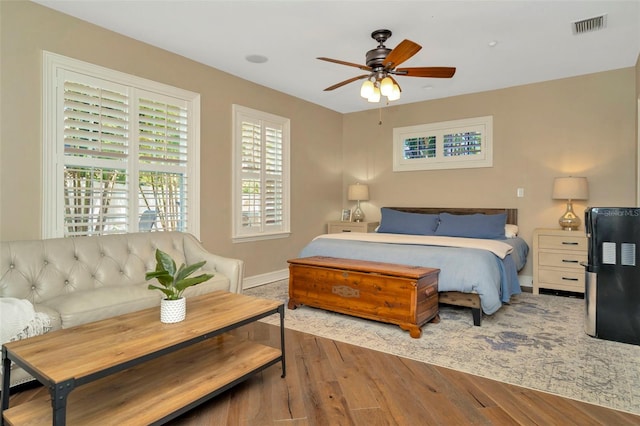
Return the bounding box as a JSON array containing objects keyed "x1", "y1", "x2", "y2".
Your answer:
[{"x1": 145, "y1": 248, "x2": 214, "y2": 323}]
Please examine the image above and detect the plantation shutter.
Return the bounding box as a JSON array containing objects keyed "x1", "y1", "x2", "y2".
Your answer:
[
  {"x1": 264, "y1": 124, "x2": 283, "y2": 227},
  {"x1": 137, "y1": 94, "x2": 190, "y2": 232},
  {"x1": 238, "y1": 113, "x2": 284, "y2": 234},
  {"x1": 393, "y1": 116, "x2": 492, "y2": 171},
  {"x1": 240, "y1": 120, "x2": 263, "y2": 230},
  {"x1": 44, "y1": 52, "x2": 201, "y2": 239},
  {"x1": 61, "y1": 71, "x2": 130, "y2": 236},
  {"x1": 443, "y1": 131, "x2": 482, "y2": 158},
  {"x1": 234, "y1": 104, "x2": 289, "y2": 239}
]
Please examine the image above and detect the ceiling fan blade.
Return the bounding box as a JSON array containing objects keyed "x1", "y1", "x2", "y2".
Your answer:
[
  {"x1": 323, "y1": 74, "x2": 370, "y2": 91},
  {"x1": 317, "y1": 57, "x2": 371, "y2": 72},
  {"x1": 383, "y1": 39, "x2": 422, "y2": 69},
  {"x1": 395, "y1": 67, "x2": 457, "y2": 78}
]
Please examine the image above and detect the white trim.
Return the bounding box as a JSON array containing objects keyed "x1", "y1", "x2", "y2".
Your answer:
[
  {"x1": 242, "y1": 268, "x2": 289, "y2": 290},
  {"x1": 518, "y1": 274, "x2": 533, "y2": 288},
  {"x1": 232, "y1": 232, "x2": 291, "y2": 244},
  {"x1": 42, "y1": 53, "x2": 58, "y2": 238},
  {"x1": 43, "y1": 51, "x2": 199, "y2": 100},
  {"x1": 42, "y1": 51, "x2": 201, "y2": 238},
  {"x1": 231, "y1": 104, "x2": 290, "y2": 242},
  {"x1": 393, "y1": 116, "x2": 493, "y2": 172}
]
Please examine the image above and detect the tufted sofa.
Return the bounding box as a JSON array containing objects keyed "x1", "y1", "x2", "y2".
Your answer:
[{"x1": 0, "y1": 231, "x2": 244, "y2": 390}]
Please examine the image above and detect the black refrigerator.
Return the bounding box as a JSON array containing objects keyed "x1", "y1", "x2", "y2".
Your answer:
[{"x1": 584, "y1": 207, "x2": 640, "y2": 346}]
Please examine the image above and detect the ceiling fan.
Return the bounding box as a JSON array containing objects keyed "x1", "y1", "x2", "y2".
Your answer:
[{"x1": 317, "y1": 29, "x2": 456, "y2": 102}]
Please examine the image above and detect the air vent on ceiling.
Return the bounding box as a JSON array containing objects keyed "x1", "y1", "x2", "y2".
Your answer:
[{"x1": 572, "y1": 14, "x2": 607, "y2": 34}]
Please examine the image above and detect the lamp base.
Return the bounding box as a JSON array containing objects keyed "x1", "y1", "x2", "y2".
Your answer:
[
  {"x1": 559, "y1": 201, "x2": 581, "y2": 231},
  {"x1": 352, "y1": 201, "x2": 365, "y2": 222}
]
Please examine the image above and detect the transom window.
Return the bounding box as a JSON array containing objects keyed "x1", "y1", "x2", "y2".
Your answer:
[
  {"x1": 43, "y1": 52, "x2": 201, "y2": 238},
  {"x1": 393, "y1": 116, "x2": 493, "y2": 171}
]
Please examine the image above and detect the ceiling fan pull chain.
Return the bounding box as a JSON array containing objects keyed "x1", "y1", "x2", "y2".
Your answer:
[{"x1": 378, "y1": 107, "x2": 383, "y2": 125}]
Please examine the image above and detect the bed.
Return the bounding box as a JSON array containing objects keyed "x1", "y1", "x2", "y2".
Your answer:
[{"x1": 299, "y1": 207, "x2": 529, "y2": 326}]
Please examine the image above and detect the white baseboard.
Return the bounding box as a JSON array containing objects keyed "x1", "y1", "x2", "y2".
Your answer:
[
  {"x1": 519, "y1": 274, "x2": 533, "y2": 288},
  {"x1": 243, "y1": 268, "x2": 289, "y2": 290}
]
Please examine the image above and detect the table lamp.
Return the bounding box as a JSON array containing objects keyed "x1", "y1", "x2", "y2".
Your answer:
[
  {"x1": 347, "y1": 183, "x2": 369, "y2": 222},
  {"x1": 552, "y1": 176, "x2": 589, "y2": 230}
]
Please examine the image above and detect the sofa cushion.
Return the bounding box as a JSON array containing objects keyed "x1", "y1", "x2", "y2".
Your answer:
[
  {"x1": 44, "y1": 272, "x2": 230, "y2": 329},
  {"x1": 182, "y1": 273, "x2": 230, "y2": 298},
  {"x1": 44, "y1": 284, "x2": 161, "y2": 329}
]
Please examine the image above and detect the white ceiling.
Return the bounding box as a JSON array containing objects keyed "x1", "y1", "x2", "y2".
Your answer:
[{"x1": 34, "y1": 0, "x2": 640, "y2": 114}]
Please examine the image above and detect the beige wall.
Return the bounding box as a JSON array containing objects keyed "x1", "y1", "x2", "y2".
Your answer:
[
  {"x1": 1, "y1": 2, "x2": 638, "y2": 282},
  {"x1": 637, "y1": 53, "x2": 640, "y2": 205},
  {"x1": 0, "y1": 1, "x2": 343, "y2": 277},
  {"x1": 343, "y1": 69, "x2": 637, "y2": 277}
]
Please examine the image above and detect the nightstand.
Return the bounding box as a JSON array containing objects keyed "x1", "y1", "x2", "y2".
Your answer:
[
  {"x1": 533, "y1": 228, "x2": 587, "y2": 295},
  {"x1": 327, "y1": 221, "x2": 379, "y2": 234}
]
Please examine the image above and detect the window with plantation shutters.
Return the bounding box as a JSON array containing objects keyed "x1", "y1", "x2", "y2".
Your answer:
[
  {"x1": 232, "y1": 105, "x2": 290, "y2": 242},
  {"x1": 62, "y1": 76, "x2": 130, "y2": 236},
  {"x1": 393, "y1": 116, "x2": 493, "y2": 171},
  {"x1": 43, "y1": 52, "x2": 200, "y2": 238},
  {"x1": 137, "y1": 95, "x2": 190, "y2": 234}
]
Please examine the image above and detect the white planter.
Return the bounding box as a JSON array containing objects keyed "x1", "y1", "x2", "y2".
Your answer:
[{"x1": 160, "y1": 297, "x2": 186, "y2": 323}]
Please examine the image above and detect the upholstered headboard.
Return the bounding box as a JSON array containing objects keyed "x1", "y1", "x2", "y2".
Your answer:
[{"x1": 386, "y1": 207, "x2": 518, "y2": 225}]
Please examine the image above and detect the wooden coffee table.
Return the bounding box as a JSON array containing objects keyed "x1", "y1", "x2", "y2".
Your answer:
[{"x1": 1, "y1": 291, "x2": 285, "y2": 425}]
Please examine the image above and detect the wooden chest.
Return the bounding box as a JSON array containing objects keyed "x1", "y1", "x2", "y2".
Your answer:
[{"x1": 287, "y1": 256, "x2": 440, "y2": 338}]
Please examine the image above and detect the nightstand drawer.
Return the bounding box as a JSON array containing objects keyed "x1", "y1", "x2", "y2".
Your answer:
[
  {"x1": 538, "y1": 269, "x2": 585, "y2": 291},
  {"x1": 327, "y1": 221, "x2": 379, "y2": 234},
  {"x1": 538, "y1": 235, "x2": 587, "y2": 251},
  {"x1": 538, "y1": 252, "x2": 587, "y2": 270},
  {"x1": 331, "y1": 224, "x2": 366, "y2": 232}
]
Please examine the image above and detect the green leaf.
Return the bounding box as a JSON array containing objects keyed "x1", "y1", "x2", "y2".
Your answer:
[
  {"x1": 175, "y1": 274, "x2": 214, "y2": 293},
  {"x1": 175, "y1": 260, "x2": 206, "y2": 282},
  {"x1": 147, "y1": 284, "x2": 176, "y2": 299},
  {"x1": 155, "y1": 249, "x2": 176, "y2": 276}
]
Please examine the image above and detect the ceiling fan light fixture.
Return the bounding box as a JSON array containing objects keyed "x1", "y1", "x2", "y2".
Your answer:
[
  {"x1": 318, "y1": 29, "x2": 456, "y2": 104},
  {"x1": 368, "y1": 86, "x2": 381, "y2": 103},
  {"x1": 380, "y1": 76, "x2": 394, "y2": 96},
  {"x1": 360, "y1": 80, "x2": 374, "y2": 98}
]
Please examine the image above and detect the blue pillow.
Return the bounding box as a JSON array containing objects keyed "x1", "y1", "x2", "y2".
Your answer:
[
  {"x1": 435, "y1": 212, "x2": 507, "y2": 239},
  {"x1": 376, "y1": 208, "x2": 439, "y2": 235}
]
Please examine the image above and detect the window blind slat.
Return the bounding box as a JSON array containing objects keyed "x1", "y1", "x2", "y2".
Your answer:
[{"x1": 138, "y1": 97, "x2": 189, "y2": 170}]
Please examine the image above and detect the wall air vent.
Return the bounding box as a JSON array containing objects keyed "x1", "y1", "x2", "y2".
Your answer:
[{"x1": 572, "y1": 14, "x2": 607, "y2": 34}]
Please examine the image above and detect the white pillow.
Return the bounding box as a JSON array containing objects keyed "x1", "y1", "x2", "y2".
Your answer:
[{"x1": 505, "y1": 224, "x2": 519, "y2": 238}]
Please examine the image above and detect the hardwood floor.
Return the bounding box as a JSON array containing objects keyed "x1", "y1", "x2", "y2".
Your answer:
[{"x1": 7, "y1": 321, "x2": 640, "y2": 425}]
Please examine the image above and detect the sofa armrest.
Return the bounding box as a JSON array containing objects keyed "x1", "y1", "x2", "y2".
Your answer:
[{"x1": 183, "y1": 235, "x2": 244, "y2": 293}]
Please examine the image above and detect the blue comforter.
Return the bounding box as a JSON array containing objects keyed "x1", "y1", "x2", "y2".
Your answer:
[{"x1": 299, "y1": 236, "x2": 529, "y2": 315}]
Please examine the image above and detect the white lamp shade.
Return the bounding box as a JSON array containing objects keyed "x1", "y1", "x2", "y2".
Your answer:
[
  {"x1": 347, "y1": 183, "x2": 369, "y2": 201},
  {"x1": 387, "y1": 84, "x2": 401, "y2": 101},
  {"x1": 367, "y1": 87, "x2": 381, "y2": 103},
  {"x1": 552, "y1": 177, "x2": 589, "y2": 200},
  {"x1": 380, "y1": 76, "x2": 394, "y2": 96},
  {"x1": 360, "y1": 80, "x2": 374, "y2": 98}
]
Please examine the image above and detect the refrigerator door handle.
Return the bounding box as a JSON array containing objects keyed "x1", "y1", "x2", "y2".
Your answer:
[{"x1": 584, "y1": 270, "x2": 597, "y2": 337}]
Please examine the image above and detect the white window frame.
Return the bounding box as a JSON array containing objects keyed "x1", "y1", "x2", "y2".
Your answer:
[
  {"x1": 232, "y1": 105, "x2": 290, "y2": 243},
  {"x1": 42, "y1": 51, "x2": 201, "y2": 238},
  {"x1": 393, "y1": 116, "x2": 493, "y2": 172}
]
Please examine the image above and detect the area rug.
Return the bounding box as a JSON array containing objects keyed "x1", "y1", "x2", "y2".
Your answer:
[{"x1": 245, "y1": 281, "x2": 640, "y2": 415}]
